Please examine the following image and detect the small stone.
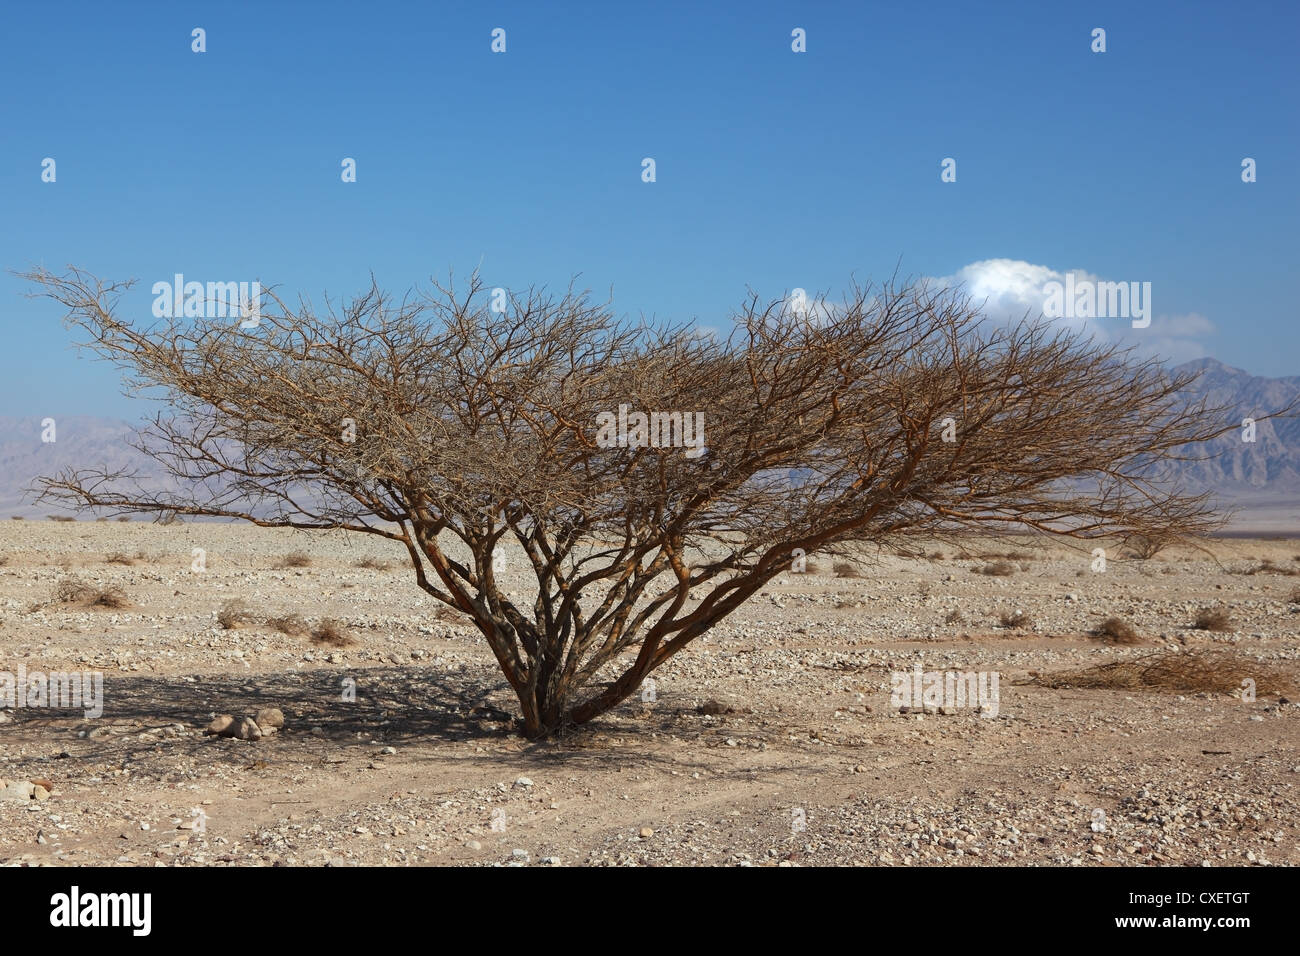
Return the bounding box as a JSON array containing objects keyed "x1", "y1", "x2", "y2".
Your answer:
[
  {"x1": 541, "y1": 856, "x2": 561, "y2": 865},
  {"x1": 515, "y1": 776, "x2": 533, "y2": 788},
  {"x1": 639, "y1": 827, "x2": 654, "y2": 839},
  {"x1": 230, "y1": 717, "x2": 262, "y2": 740},
  {"x1": 255, "y1": 708, "x2": 285, "y2": 730},
  {"x1": 204, "y1": 714, "x2": 235, "y2": 736},
  {"x1": 512, "y1": 848, "x2": 530, "y2": 860},
  {"x1": 380, "y1": 746, "x2": 397, "y2": 755},
  {"x1": 466, "y1": 840, "x2": 482, "y2": 851},
  {"x1": 1, "y1": 780, "x2": 36, "y2": 802},
  {"x1": 33, "y1": 786, "x2": 50, "y2": 802}
]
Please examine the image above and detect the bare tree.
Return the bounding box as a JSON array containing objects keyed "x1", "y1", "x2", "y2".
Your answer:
[{"x1": 22, "y1": 266, "x2": 1257, "y2": 737}]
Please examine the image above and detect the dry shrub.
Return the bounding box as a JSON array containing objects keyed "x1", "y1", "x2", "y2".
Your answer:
[
  {"x1": 217, "y1": 599, "x2": 255, "y2": 630},
  {"x1": 1028, "y1": 650, "x2": 1295, "y2": 697},
  {"x1": 998, "y1": 610, "x2": 1032, "y2": 629},
  {"x1": 0, "y1": 556, "x2": 9, "y2": 567},
  {"x1": 1193, "y1": 608, "x2": 1234, "y2": 632},
  {"x1": 310, "y1": 619, "x2": 356, "y2": 647},
  {"x1": 1289, "y1": 587, "x2": 1300, "y2": 605},
  {"x1": 116, "y1": 515, "x2": 131, "y2": 522},
  {"x1": 1092, "y1": 616, "x2": 1142, "y2": 644},
  {"x1": 54, "y1": 578, "x2": 129, "y2": 609},
  {"x1": 944, "y1": 609, "x2": 964, "y2": 624},
  {"x1": 276, "y1": 551, "x2": 312, "y2": 569},
  {"x1": 354, "y1": 557, "x2": 392, "y2": 570},
  {"x1": 10, "y1": 516, "x2": 24, "y2": 520},
  {"x1": 1126, "y1": 534, "x2": 1171, "y2": 560},
  {"x1": 106, "y1": 552, "x2": 135, "y2": 566},
  {"x1": 266, "y1": 613, "x2": 309, "y2": 636},
  {"x1": 927, "y1": 551, "x2": 946, "y2": 561},
  {"x1": 832, "y1": 561, "x2": 861, "y2": 578},
  {"x1": 47, "y1": 515, "x2": 76, "y2": 522},
  {"x1": 978, "y1": 560, "x2": 1016, "y2": 577}
]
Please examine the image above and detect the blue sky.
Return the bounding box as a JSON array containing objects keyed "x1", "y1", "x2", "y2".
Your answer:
[{"x1": 2, "y1": 0, "x2": 1296, "y2": 420}]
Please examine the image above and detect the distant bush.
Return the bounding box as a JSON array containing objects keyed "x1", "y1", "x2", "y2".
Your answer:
[
  {"x1": 1030, "y1": 650, "x2": 1294, "y2": 697},
  {"x1": 217, "y1": 599, "x2": 255, "y2": 630},
  {"x1": 275, "y1": 552, "x2": 312, "y2": 569},
  {"x1": 944, "y1": 609, "x2": 964, "y2": 624},
  {"x1": 47, "y1": 515, "x2": 75, "y2": 522},
  {"x1": 267, "y1": 613, "x2": 309, "y2": 636},
  {"x1": 998, "y1": 610, "x2": 1032, "y2": 629},
  {"x1": 978, "y1": 560, "x2": 1016, "y2": 577},
  {"x1": 1126, "y1": 534, "x2": 1172, "y2": 560},
  {"x1": 1092, "y1": 616, "x2": 1142, "y2": 644},
  {"x1": 10, "y1": 516, "x2": 24, "y2": 520},
  {"x1": 1193, "y1": 608, "x2": 1234, "y2": 632},
  {"x1": 1244, "y1": 559, "x2": 1299, "y2": 577},
  {"x1": 310, "y1": 619, "x2": 356, "y2": 647},
  {"x1": 353, "y1": 557, "x2": 392, "y2": 571},
  {"x1": 106, "y1": 552, "x2": 136, "y2": 566},
  {"x1": 116, "y1": 516, "x2": 132, "y2": 522},
  {"x1": 54, "y1": 578, "x2": 129, "y2": 609},
  {"x1": 832, "y1": 561, "x2": 861, "y2": 578}
]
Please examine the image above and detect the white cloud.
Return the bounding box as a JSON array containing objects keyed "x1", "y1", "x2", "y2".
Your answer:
[{"x1": 932, "y1": 258, "x2": 1215, "y2": 364}]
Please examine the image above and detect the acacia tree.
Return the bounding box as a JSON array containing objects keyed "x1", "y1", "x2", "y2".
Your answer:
[{"x1": 25, "y1": 266, "x2": 1241, "y2": 737}]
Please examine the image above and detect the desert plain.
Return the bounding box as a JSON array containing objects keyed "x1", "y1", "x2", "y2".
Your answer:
[{"x1": 1, "y1": 520, "x2": 1297, "y2": 867}]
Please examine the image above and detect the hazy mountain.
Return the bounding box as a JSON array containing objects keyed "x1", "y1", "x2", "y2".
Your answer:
[
  {"x1": 2, "y1": 358, "x2": 1299, "y2": 528},
  {"x1": 0, "y1": 416, "x2": 165, "y2": 518}
]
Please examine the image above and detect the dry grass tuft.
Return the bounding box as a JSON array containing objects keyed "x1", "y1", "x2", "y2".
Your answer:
[
  {"x1": 998, "y1": 610, "x2": 1032, "y2": 629},
  {"x1": 944, "y1": 609, "x2": 964, "y2": 625},
  {"x1": 106, "y1": 552, "x2": 136, "y2": 566},
  {"x1": 1028, "y1": 650, "x2": 1295, "y2": 697},
  {"x1": 353, "y1": 557, "x2": 392, "y2": 571},
  {"x1": 1193, "y1": 608, "x2": 1234, "y2": 632},
  {"x1": 310, "y1": 619, "x2": 356, "y2": 647},
  {"x1": 217, "y1": 599, "x2": 255, "y2": 630},
  {"x1": 832, "y1": 561, "x2": 861, "y2": 578},
  {"x1": 1091, "y1": 616, "x2": 1143, "y2": 644},
  {"x1": 266, "y1": 613, "x2": 309, "y2": 636},
  {"x1": 47, "y1": 515, "x2": 76, "y2": 522},
  {"x1": 275, "y1": 551, "x2": 312, "y2": 569},
  {"x1": 978, "y1": 560, "x2": 1016, "y2": 577},
  {"x1": 54, "y1": 578, "x2": 130, "y2": 609}
]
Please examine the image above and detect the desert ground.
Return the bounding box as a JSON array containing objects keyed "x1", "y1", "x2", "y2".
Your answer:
[{"x1": 1, "y1": 520, "x2": 1297, "y2": 867}]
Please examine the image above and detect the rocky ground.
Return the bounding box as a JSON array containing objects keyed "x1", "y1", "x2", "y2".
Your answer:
[{"x1": 1, "y1": 521, "x2": 1297, "y2": 867}]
